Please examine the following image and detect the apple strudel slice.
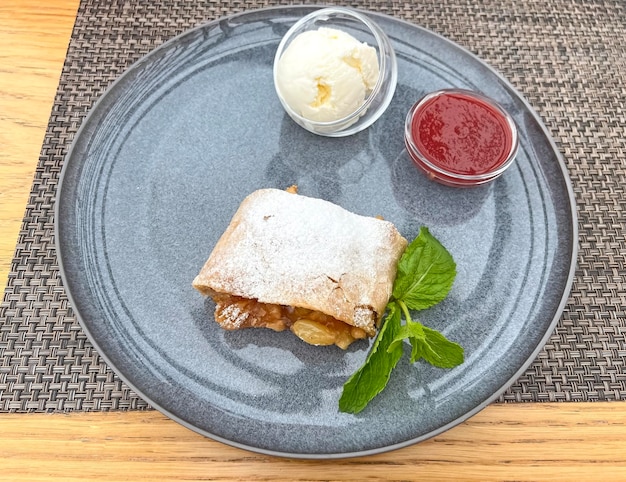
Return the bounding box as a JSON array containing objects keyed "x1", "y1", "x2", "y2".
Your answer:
[{"x1": 192, "y1": 188, "x2": 407, "y2": 349}]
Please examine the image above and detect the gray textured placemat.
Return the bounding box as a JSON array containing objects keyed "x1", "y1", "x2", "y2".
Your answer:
[{"x1": 1, "y1": 0, "x2": 625, "y2": 411}]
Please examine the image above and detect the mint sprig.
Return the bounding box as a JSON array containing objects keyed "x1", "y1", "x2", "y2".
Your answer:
[
  {"x1": 338, "y1": 303, "x2": 403, "y2": 414},
  {"x1": 392, "y1": 226, "x2": 457, "y2": 310},
  {"x1": 339, "y1": 226, "x2": 463, "y2": 414},
  {"x1": 390, "y1": 300, "x2": 464, "y2": 368}
]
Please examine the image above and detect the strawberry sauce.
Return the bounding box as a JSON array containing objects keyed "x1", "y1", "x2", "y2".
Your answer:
[{"x1": 405, "y1": 89, "x2": 518, "y2": 187}]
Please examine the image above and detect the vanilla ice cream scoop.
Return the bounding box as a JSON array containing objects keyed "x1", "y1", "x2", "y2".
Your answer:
[{"x1": 275, "y1": 27, "x2": 380, "y2": 124}]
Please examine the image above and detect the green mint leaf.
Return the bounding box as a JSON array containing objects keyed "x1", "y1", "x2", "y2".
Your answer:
[
  {"x1": 389, "y1": 302, "x2": 463, "y2": 368},
  {"x1": 392, "y1": 226, "x2": 456, "y2": 311},
  {"x1": 386, "y1": 301, "x2": 424, "y2": 355},
  {"x1": 339, "y1": 302, "x2": 404, "y2": 414},
  {"x1": 413, "y1": 324, "x2": 464, "y2": 368},
  {"x1": 338, "y1": 228, "x2": 463, "y2": 414}
]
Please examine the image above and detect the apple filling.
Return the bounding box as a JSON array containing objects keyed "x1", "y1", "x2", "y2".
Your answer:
[{"x1": 211, "y1": 293, "x2": 369, "y2": 349}]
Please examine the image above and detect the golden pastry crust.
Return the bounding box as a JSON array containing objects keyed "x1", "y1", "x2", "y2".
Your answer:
[{"x1": 192, "y1": 188, "x2": 407, "y2": 337}]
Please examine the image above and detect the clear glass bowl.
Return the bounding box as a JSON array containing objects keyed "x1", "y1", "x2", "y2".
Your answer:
[
  {"x1": 404, "y1": 89, "x2": 520, "y2": 187},
  {"x1": 273, "y1": 7, "x2": 398, "y2": 137}
]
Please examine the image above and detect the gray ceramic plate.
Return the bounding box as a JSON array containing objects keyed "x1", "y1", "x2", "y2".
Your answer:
[{"x1": 56, "y1": 6, "x2": 577, "y2": 458}]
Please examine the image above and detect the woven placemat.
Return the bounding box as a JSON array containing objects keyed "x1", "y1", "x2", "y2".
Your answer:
[{"x1": 1, "y1": 0, "x2": 625, "y2": 411}]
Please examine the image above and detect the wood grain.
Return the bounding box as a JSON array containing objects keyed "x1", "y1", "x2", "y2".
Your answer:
[
  {"x1": 2, "y1": 1, "x2": 626, "y2": 480},
  {"x1": 2, "y1": 404, "x2": 626, "y2": 481},
  {"x1": 0, "y1": 0, "x2": 78, "y2": 289}
]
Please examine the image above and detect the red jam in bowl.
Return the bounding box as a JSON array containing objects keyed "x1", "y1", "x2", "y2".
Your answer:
[{"x1": 404, "y1": 89, "x2": 519, "y2": 187}]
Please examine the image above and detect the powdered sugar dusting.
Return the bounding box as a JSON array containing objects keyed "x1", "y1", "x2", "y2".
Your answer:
[
  {"x1": 216, "y1": 303, "x2": 250, "y2": 329},
  {"x1": 194, "y1": 189, "x2": 407, "y2": 331},
  {"x1": 353, "y1": 306, "x2": 376, "y2": 329}
]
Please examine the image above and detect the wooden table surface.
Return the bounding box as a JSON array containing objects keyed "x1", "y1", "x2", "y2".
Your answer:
[{"x1": 2, "y1": 1, "x2": 626, "y2": 480}]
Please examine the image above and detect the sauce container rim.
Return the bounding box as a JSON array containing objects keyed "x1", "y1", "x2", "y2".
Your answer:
[{"x1": 404, "y1": 88, "x2": 520, "y2": 183}]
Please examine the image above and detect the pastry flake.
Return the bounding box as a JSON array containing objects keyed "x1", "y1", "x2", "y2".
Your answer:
[{"x1": 192, "y1": 188, "x2": 407, "y2": 348}]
